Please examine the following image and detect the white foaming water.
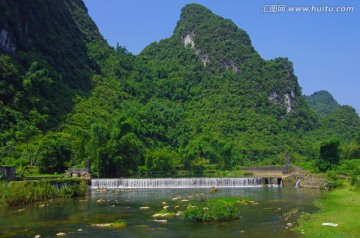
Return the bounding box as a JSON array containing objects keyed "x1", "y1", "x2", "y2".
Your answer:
[{"x1": 91, "y1": 177, "x2": 274, "y2": 189}]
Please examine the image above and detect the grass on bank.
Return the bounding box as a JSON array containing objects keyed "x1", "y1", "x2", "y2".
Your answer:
[
  {"x1": 297, "y1": 180, "x2": 360, "y2": 238},
  {"x1": 0, "y1": 179, "x2": 87, "y2": 206}
]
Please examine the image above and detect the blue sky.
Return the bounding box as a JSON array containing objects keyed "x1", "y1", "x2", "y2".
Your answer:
[{"x1": 83, "y1": 0, "x2": 360, "y2": 114}]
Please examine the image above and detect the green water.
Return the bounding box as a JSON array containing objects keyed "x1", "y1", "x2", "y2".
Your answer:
[{"x1": 0, "y1": 187, "x2": 320, "y2": 237}]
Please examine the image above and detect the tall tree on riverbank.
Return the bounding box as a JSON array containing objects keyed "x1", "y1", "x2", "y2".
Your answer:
[{"x1": 315, "y1": 139, "x2": 341, "y2": 172}]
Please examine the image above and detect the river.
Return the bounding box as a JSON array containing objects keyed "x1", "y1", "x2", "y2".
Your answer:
[{"x1": 0, "y1": 184, "x2": 321, "y2": 237}]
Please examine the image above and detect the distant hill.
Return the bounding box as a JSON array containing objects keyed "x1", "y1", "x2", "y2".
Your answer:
[{"x1": 304, "y1": 90, "x2": 340, "y2": 116}]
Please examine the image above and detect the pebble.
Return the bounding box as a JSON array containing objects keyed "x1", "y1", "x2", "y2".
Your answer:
[{"x1": 56, "y1": 232, "x2": 66, "y2": 237}]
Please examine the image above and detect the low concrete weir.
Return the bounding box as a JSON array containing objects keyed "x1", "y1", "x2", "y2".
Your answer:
[{"x1": 91, "y1": 177, "x2": 282, "y2": 189}]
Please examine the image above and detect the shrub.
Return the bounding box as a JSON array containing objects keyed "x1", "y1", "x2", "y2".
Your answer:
[
  {"x1": 350, "y1": 175, "x2": 360, "y2": 187},
  {"x1": 337, "y1": 159, "x2": 360, "y2": 175},
  {"x1": 325, "y1": 172, "x2": 343, "y2": 191},
  {"x1": 59, "y1": 180, "x2": 88, "y2": 197}
]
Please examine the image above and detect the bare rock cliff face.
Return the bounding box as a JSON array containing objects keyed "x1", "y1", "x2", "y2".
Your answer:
[
  {"x1": 0, "y1": 28, "x2": 17, "y2": 53},
  {"x1": 269, "y1": 90, "x2": 296, "y2": 113}
]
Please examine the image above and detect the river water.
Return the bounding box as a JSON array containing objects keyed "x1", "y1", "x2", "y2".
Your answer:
[{"x1": 0, "y1": 186, "x2": 320, "y2": 238}]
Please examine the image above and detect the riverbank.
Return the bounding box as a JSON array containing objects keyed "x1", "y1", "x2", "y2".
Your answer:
[
  {"x1": 296, "y1": 182, "x2": 360, "y2": 238},
  {"x1": 0, "y1": 178, "x2": 87, "y2": 206},
  {"x1": 282, "y1": 166, "x2": 328, "y2": 189}
]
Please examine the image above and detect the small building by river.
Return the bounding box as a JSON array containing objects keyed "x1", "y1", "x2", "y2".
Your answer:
[{"x1": 66, "y1": 159, "x2": 91, "y2": 179}]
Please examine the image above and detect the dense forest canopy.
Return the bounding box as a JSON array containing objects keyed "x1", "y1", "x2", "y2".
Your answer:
[{"x1": 0, "y1": 1, "x2": 359, "y2": 177}]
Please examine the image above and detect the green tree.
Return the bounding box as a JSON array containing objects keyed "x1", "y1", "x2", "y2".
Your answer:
[
  {"x1": 87, "y1": 123, "x2": 109, "y2": 176},
  {"x1": 36, "y1": 134, "x2": 72, "y2": 173},
  {"x1": 355, "y1": 132, "x2": 360, "y2": 145},
  {"x1": 314, "y1": 139, "x2": 341, "y2": 172},
  {"x1": 145, "y1": 147, "x2": 179, "y2": 173},
  {"x1": 219, "y1": 141, "x2": 235, "y2": 170}
]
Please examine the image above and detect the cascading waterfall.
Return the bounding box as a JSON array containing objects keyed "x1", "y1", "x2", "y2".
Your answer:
[{"x1": 90, "y1": 177, "x2": 280, "y2": 189}]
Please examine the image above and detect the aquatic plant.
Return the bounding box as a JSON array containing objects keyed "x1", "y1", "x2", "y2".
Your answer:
[
  {"x1": 92, "y1": 220, "x2": 127, "y2": 229},
  {"x1": 110, "y1": 220, "x2": 127, "y2": 228},
  {"x1": 183, "y1": 197, "x2": 242, "y2": 222}
]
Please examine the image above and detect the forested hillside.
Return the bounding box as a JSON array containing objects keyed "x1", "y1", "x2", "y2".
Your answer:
[{"x1": 0, "y1": 2, "x2": 359, "y2": 177}]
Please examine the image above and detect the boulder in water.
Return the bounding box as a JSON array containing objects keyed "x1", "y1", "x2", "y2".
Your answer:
[
  {"x1": 152, "y1": 211, "x2": 175, "y2": 218},
  {"x1": 56, "y1": 232, "x2": 66, "y2": 237},
  {"x1": 154, "y1": 220, "x2": 167, "y2": 224},
  {"x1": 96, "y1": 187, "x2": 108, "y2": 193},
  {"x1": 92, "y1": 223, "x2": 111, "y2": 227},
  {"x1": 96, "y1": 199, "x2": 105, "y2": 205},
  {"x1": 176, "y1": 211, "x2": 183, "y2": 217}
]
